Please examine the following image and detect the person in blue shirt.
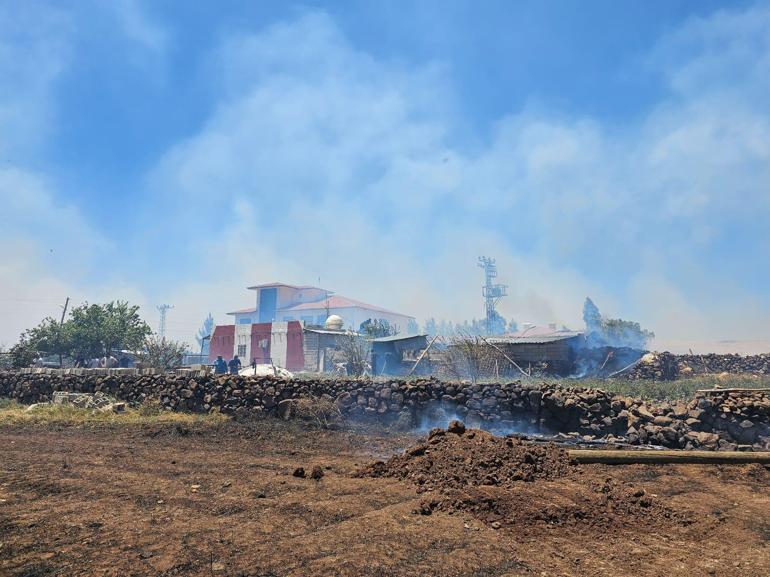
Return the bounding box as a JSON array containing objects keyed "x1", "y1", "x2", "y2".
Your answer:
[
  {"x1": 228, "y1": 355, "x2": 242, "y2": 374},
  {"x1": 213, "y1": 355, "x2": 227, "y2": 375}
]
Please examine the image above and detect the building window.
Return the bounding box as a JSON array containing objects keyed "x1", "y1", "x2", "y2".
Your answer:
[
  {"x1": 238, "y1": 317, "x2": 252, "y2": 325},
  {"x1": 237, "y1": 345, "x2": 247, "y2": 357}
]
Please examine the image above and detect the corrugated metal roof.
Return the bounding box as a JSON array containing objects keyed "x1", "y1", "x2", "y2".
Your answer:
[
  {"x1": 488, "y1": 333, "x2": 583, "y2": 345},
  {"x1": 504, "y1": 325, "x2": 581, "y2": 338},
  {"x1": 371, "y1": 334, "x2": 428, "y2": 343},
  {"x1": 303, "y1": 328, "x2": 354, "y2": 335}
]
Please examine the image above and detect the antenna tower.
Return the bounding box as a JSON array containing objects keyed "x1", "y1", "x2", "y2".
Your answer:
[
  {"x1": 157, "y1": 304, "x2": 173, "y2": 339},
  {"x1": 478, "y1": 257, "x2": 507, "y2": 335}
]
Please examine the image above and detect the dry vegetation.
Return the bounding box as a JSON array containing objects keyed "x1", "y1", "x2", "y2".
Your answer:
[
  {"x1": 573, "y1": 374, "x2": 770, "y2": 401},
  {"x1": 0, "y1": 398, "x2": 229, "y2": 428}
]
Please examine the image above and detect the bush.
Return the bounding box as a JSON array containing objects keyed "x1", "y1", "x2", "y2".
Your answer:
[
  {"x1": 292, "y1": 395, "x2": 342, "y2": 429},
  {"x1": 137, "y1": 398, "x2": 164, "y2": 416}
]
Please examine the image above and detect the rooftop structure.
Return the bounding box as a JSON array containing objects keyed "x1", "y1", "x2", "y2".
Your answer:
[{"x1": 226, "y1": 282, "x2": 413, "y2": 334}]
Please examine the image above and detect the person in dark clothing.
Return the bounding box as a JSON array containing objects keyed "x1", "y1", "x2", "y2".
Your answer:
[
  {"x1": 251, "y1": 358, "x2": 257, "y2": 372},
  {"x1": 213, "y1": 355, "x2": 228, "y2": 375},
  {"x1": 228, "y1": 355, "x2": 241, "y2": 374}
]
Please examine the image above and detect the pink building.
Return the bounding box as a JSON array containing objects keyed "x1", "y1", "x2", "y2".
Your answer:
[{"x1": 209, "y1": 282, "x2": 415, "y2": 369}]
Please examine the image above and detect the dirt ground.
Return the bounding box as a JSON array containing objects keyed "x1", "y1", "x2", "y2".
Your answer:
[{"x1": 1, "y1": 419, "x2": 768, "y2": 577}]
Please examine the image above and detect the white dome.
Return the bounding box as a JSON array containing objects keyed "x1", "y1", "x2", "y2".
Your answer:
[{"x1": 324, "y1": 314, "x2": 344, "y2": 330}]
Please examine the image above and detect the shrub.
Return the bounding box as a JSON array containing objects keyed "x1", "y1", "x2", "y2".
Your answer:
[{"x1": 292, "y1": 395, "x2": 342, "y2": 429}]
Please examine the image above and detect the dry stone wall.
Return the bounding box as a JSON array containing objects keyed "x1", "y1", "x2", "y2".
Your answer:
[
  {"x1": 1, "y1": 371, "x2": 768, "y2": 450},
  {"x1": 626, "y1": 352, "x2": 770, "y2": 380}
]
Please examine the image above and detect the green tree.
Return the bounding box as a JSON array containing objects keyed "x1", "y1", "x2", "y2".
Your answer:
[
  {"x1": 8, "y1": 335, "x2": 37, "y2": 368},
  {"x1": 25, "y1": 317, "x2": 72, "y2": 365},
  {"x1": 359, "y1": 318, "x2": 398, "y2": 338},
  {"x1": 583, "y1": 297, "x2": 654, "y2": 349},
  {"x1": 602, "y1": 318, "x2": 654, "y2": 349},
  {"x1": 5, "y1": 301, "x2": 151, "y2": 367},
  {"x1": 68, "y1": 301, "x2": 151, "y2": 358}
]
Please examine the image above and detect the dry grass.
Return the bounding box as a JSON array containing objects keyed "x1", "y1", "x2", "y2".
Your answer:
[
  {"x1": 291, "y1": 395, "x2": 343, "y2": 429},
  {"x1": 0, "y1": 398, "x2": 229, "y2": 427},
  {"x1": 566, "y1": 373, "x2": 770, "y2": 401}
]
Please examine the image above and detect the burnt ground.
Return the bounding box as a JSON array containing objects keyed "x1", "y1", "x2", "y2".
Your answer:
[{"x1": 0, "y1": 420, "x2": 769, "y2": 577}]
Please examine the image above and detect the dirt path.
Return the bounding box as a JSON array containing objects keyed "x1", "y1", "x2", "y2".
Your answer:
[{"x1": 0, "y1": 421, "x2": 768, "y2": 576}]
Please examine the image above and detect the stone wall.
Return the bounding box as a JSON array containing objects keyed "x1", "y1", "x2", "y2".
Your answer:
[
  {"x1": 1, "y1": 371, "x2": 768, "y2": 451},
  {"x1": 625, "y1": 352, "x2": 770, "y2": 380}
]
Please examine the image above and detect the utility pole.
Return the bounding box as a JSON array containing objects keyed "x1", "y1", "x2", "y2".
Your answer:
[
  {"x1": 157, "y1": 304, "x2": 173, "y2": 339},
  {"x1": 478, "y1": 257, "x2": 507, "y2": 335},
  {"x1": 58, "y1": 297, "x2": 70, "y2": 368}
]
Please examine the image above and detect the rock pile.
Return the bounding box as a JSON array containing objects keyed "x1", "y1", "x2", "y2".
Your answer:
[
  {"x1": 0, "y1": 371, "x2": 768, "y2": 450},
  {"x1": 625, "y1": 352, "x2": 770, "y2": 380}
]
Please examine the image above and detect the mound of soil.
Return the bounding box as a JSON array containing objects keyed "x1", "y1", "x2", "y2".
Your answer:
[
  {"x1": 356, "y1": 422, "x2": 573, "y2": 491},
  {"x1": 358, "y1": 422, "x2": 692, "y2": 531},
  {"x1": 419, "y1": 477, "x2": 691, "y2": 532}
]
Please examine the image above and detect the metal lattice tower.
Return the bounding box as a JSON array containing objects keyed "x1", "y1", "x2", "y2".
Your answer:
[
  {"x1": 157, "y1": 304, "x2": 173, "y2": 339},
  {"x1": 478, "y1": 257, "x2": 507, "y2": 335}
]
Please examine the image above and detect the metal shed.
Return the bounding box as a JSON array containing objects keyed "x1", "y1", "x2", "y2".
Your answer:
[
  {"x1": 487, "y1": 331, "x2": 584, "y2": 374},
  {"x1": 371, "y1": 334, "x2": 429, "y2": 376}
]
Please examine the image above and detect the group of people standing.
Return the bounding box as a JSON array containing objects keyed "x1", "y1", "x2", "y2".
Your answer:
[{"x1": 72, "y1": 356, "x2": 131, "y2": 368}]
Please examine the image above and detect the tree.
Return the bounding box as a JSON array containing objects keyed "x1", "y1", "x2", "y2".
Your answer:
[
  {"x1": 583, "y1": 297, "x2": 602, "y2": 333},
  {"x1": 15, "y1": 300, "x2": 152, "y2": 363},
  {"x1": 487, "y1": 311, "x2": 507, "y2": 335},
  {"x1": 7, "y1": 335, "x2": 37, "y2": 368},
  {"x1": 68, "y1": 301, "x2": 151, "y2": 359},
  {"x1": 582, "y1": 297, "x2": 654, "y2": 349},
  {"x1": 136, "y1": 336, "x2": 189, "y2": 371},
  {"x1": 195, "y1": 313, "x2": 214, "y2": 356},
  {"x1": 407, "y1": 319, "x2": 420, "y2": 335},
  {"x1": 25, "y1": 317, "x2": 72, "y2": 363},
  {"x1": 359, "y1": 318, "x2": 398, "y2": 338},
  {"x1": 423, "y1": 318, "x2": 437, "y2": 335},
  {"x1": 601, "y1": 318, "x2": 654, "y2": 350},
  {"x1": 338, "y1": 332, "x2": 370, "y2": 376}
]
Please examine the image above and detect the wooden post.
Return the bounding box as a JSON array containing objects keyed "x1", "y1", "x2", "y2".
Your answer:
[
  {"x1": 477, "y1": 334, "x2": 529, "y2": 378},
  {"x1": 407, "y1": 335, "x2": 439, "y2": 377},
  {"x1": 58, "y1": 297, "x2": 69, "y2": 368}
]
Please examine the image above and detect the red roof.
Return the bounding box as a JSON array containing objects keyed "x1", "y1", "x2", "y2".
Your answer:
[{"x1": 280, "y1": 295, "x2": 411, "y2": 317}]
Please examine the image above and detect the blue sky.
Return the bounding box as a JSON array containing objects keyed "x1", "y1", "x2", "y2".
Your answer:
[{"x1": 1, "y1": 0, "x2": 769, "y2": 349}]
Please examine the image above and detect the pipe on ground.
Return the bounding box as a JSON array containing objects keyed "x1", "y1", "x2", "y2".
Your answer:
[{"x1": 568, "y1": 449, "x2": 770, "y2": 465}]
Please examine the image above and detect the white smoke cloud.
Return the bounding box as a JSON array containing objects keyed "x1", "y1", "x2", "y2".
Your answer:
[
  {"x1": 2, "y1": 5, "x2": 769, "y2": 353},
  {"x1": 144, "y1": 7, "x2": 770, "y2": 348}
]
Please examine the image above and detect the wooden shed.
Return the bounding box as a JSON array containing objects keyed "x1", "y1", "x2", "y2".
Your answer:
[{"x1": 487, "y1": 331, "x2": 584, "y2": 375}]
